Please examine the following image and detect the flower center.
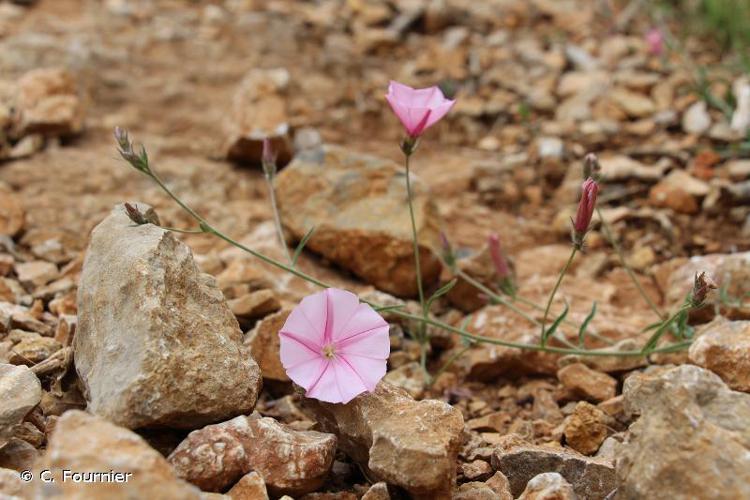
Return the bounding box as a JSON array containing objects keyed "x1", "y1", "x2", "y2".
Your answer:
[{"x1": 322, "y1": 344, "x2": 336, "y2": 359}]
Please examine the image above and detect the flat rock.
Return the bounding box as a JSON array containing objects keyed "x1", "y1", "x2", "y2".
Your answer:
[
  {"x1": 617, "y1": 365, "x2": 750, "y2": 499},
  {"x1": 224, "y1": 68, "x2": 292, "y2": 166},
  {"x1": 459, "y1": 305, "x2": 559, "y2": 380},
  {"x1": 14, "y1": 68, "x2": 84, "y2": 137},
  {"x1": 25, "y1": 411, "x2": 202, "y2": 498},
  {"x1": 275, "y1": 145, "x2": 442, "y2": 298},
  {"x1": 0, "y1": 364, "x2": 41, "y2": 446},
  {"x1": 168, "y1": 414, "x2": 336, "y2": 496},
  {"x1": 689, "y1": 319, "x2": 750, "y2": 392},
  {"x1": 0, "y1": 467, "x2": 22, "y2": 498},
  {"x1": 517, "y1": 472, "x2": 577, "y2": 500},
  {"x1": 303, "y1": 382, "x2": 464, "y2": 499},
  {"x1": 362, "y1": 482, "x2": 391, "y2": 500},
  {"x1": 454, "y1": 482, "x2": 501, "y2": 499},
  {"x1": 74, "y1": 204, "x2": 261, "y2": 429},
  {"x1": 491, "y1": 436, "x2": 616, "y2": 499},
  {"x1": 0, "y1": 186, "x2": 24, "y2": 237},
  {"x1": 557, "y1": 363, "x2": 617, "y2": 403}
]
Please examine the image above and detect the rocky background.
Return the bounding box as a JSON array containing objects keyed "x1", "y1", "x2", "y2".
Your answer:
[{"x1": 1, "y1": 0, "x2": 750, "y2": 499}]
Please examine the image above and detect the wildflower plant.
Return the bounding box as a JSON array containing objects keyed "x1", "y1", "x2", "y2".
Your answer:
[{"x1": 113, "y1": 81, "x2": 709, "y2": 402}]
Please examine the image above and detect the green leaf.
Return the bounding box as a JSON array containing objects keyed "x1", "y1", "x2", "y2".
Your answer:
[
  {"x1": 292, "y1": 226, "x2": 316, "y2": 266},
  {"x1": 459, "y1": 314, "x2": 475, "y2": 347},
  {"x1": 578, "y1": 302, "x2": 597, "y2": 348},
  {"x1": 541, "y1": 302, "x2": 569, "y2": 347},
  {"x1": 640, "y1": 309, "x2": 685, "y2": 354},
  {"x1": 425, "y1": 279, "x2": 457, "y2": 312}
]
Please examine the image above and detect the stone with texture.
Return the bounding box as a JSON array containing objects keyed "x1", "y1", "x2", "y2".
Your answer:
[
  {"x1": 244, "y1": 308, "x2": 290, "y2": 382},
  {"x1": 362, "y1": 482, "x2": 391, "y2": 500},
  {"x1": 14, "y1": 68, "x2": 83, "y2": 137},
  {"x1": 275, "y1": 145, "x2": 442, "y2": 298},
  {"x1": 563, "y1": 402, "x2": 612, "y2": 455},
  {"x1": 517, "y1": 472, "x2": 577, "y2": 500},
  {"x1": 557, "y1": 363, "x2": 616, "y2": 402},
  {"x1": 617, "y1": 365, "x2": 750, "y2": 499},
  {"x1": 168, "y1": 414, "x2": 336, "y2": 495},
  {"x1": 224, "y1": 68, "x2": 292, "y2": 166},
  {"x1": 491, "y1": 436, "x2": 615, "y2": 499},
  {"x1": 454, "y1": 482, "x2": 501, "y2": 500},
  {"x1": 303, "y1": 382, "x2": 464, "y2": 499},
  {"x1": 74, "y1": 204, "x2": 261, "y2": 429},
  {"x1": 682, "y1": 101, "x2": 711, "y2": 135},
  {"x1": 25, "y1": 411, "x2": 202, "y2": 499},
  {"x1": 227, "y1": 471, "x2": 269, "y2": 500},
  {"x1": 689, "y1": 319, "x2": 750, "y2": 392},
  {"x1": 0, "y1": 364, "x2": 41, "y2": 446},
  {"x1": 0, "y1": 186, "x2": 24, "y2": 237},
  {"x1": 0, "y1": 467, "x2": 22, "y2": 498}
]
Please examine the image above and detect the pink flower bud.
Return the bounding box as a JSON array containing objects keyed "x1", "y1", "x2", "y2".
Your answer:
[
  {"x1": 646, "y1": 28, "x2": 664, "y2": 56},
  {"x1": 488, "y1": 233, "x2": 510, "y2": 279},
  {"x1": 573, "y1": 178, "x2": 598, "y2": 247}
]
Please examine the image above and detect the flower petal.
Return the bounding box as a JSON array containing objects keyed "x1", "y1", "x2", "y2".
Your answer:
[
  {"x1": 337, "y1": 325, "x2": 390, "y2": 359},
  {"x1": 285, "y1": 356, "x2": 327, "y2": 391},
  {"x1": 305, "y1": 359, "x2": 358, "y2": 404},
  {"x1": 424, "y1": 99, "x2": 456, "y2": 129},
  {"x1": 323, "y1": 288, "x2": 360, "y2": 343},
  {"x1": 333, "y1": 303, "x2": 388, "y2": 343},
  {"x1": 281, "y1": 290, "x2": 328, "y2": 346},
  {"x1": 332, "y1": 358, "x2": 369, "y2": 403},
  {"x1": 337, "y1": 354, "x2": 387, "y2": 392}
]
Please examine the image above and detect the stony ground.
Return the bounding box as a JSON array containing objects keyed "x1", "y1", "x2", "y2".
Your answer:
[{"x1": 1, "y1": 1, "x2": 750, "y2": 499}]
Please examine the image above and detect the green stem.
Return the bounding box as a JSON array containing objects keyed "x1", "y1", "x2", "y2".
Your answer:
[
  {"x1": 541, "y1": 247, "x2": 577, "y2": 338},
  {"x1": 597, "y1": 207, "x2": 666, "y2": 320},
  {"x1": 404, "y1": 153, "x2": 430, "y2": 378},
  {"x1": 137, "y1": 159, "x2": 692, "y2": 360},
  {"x1": 456, "y1": 269, "x2": 577, "y2": 349},
  {"x1": 265, "y1": 173, "x2": 293, "y2": 264},
  {"x1": 432, "y1": 344, "x2": 472, "y2": 382}
]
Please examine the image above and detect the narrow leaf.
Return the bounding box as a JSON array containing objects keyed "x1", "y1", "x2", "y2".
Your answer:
[
  {"x1": 426, "y1": 279, "x2": 458, "y2": 312},
  {"x1": 542, "y1": 302, "x2": 569, "y2": 347},
  {"x1": 578, "y1": 301, "x2": 597, "y2": 348},
  {"x1": 374, "y1": 304, "x2": 405, "y2": 313},
  {"x1": 292, "y1": 226, "x2": 316, "y2": 266}
]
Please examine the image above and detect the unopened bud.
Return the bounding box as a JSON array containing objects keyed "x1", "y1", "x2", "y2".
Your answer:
[
  {"x1": 488, "y1": 233, "x2": 510, "y2": 279},
  {"x1": 262, "y1": 138, "x2": 277, "y2": 178},
  {"x1": 124, "y1": 203, "x2": 148, "y2": 225},
  {"x1": 114, "y1": 127, "x2": 150, "y2": 174},
  {"x1": 440, "y1": 231, "x2": 456, "y2": 270},
  {"x1": 572, "y1": 177, "x2": 599, "y2": 249}
]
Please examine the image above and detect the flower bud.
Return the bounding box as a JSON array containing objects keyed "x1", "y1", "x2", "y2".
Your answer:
[
  {"x1": 572, "y1": 177, "x2": 599, "y2": 249},
  {"x1": 261, "y1": 138, "x2": 277, "y2": 178},
  {"x1": 488, "y1": 233, "x2": 510, "y2": 279},
  {"x1": 583, "y1": 153, "x2": 602, "y2": 181},
  {"x1": 440, "y1": 231, "x2": 456, "y2": 270}
]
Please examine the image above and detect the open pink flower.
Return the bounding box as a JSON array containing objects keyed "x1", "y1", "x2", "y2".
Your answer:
[
  {"x1": 279, "y1": 288, "x2": 390, "y2": 404},
  {"x1": 385, "y1": 81, "x2": 455, "y2": 138}
]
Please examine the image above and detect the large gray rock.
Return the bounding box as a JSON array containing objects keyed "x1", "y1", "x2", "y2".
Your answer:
[
  {"x1": 274, "y1": 146, "x2": 442, "y2": 298},
  {"x1": 75, "y1": 204, "x2": 261, "y2": 429},
  {"x1": 303, "y1": 382, "x2": 464, "y2": 499},
  {"x1": 0, "y1": 364, "x2": 40, "y2": 447},
  {"x1": 491, "y1": 436, "x2": 615, "y2": 499},
  {"x1": 617, "y1": 365, "x2": 750, "y2": 499},
  {"x1": 24, "y1": 411, "x2": 202, "y2": 499}
]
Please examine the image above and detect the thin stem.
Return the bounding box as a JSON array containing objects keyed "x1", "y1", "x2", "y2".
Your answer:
[
  {"x1": 597, "y1": 207, "x2": 665, "y2": 320},
  {"x1": 432, "y1": 344, "x2": 472, "y2": 382},
  {"x1": 541, "y1": 247, "x2": 577, "y2": 338},
  {"x1": 456, "y1": 269, "x2": 577, "y2": 349},
  {"x1": 158, "y1": 226, "x2": 206, "y2": 234},
  {"x1": 265, "y1": 174, "x2": 293, "y2": 264},
  {"x1": 404, "y1": 153, "x2": 430, "y2": 378},
  {"x1": 135, "y1": 155, "x2": 692, "y2": 360}
]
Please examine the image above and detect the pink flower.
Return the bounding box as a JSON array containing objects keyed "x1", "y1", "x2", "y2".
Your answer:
[
  {"x1": 573, "y1": 178, "x2": 599, "y2": 247},
  {"x1": 488, "y1": 233, "x2": 510, "y2": 279},
  {"x1": 279, "y1": 288, "x2": 390, "y2": 404},
  {"x1": 646, "y1": 28, "x2": 664, "y2": 56},
  {"x1": 385, "y1": 81, "x2": 455, "y2": 138}
]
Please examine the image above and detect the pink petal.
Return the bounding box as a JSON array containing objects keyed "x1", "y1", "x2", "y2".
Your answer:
[
  {"x1": 424, "y1": 99, "x2": 455, "y2": 129},
  {"x1": 281, "y1": 290, "x2": 328, "y2": 347},
  {"x1": 336, "y1": 325, "x2": 390, "y2": 359},
  {"x1": 285, "y1": 356, "x2": 327, "y2": 391},
  {"x1": 332, "y1": 359, "x2": 369, "y2": 403},
  {"x1": 323, "y1": 288, "x2": 360, "y2": 344},
  {"x1": 279, "y1": 330, "x2": 321, "y2": 369},
  {"x1": 338, "y1": 354, "x2": 387, "y2": 392},
  {"x1": 306, "y1": 359, "x2": 356, "y2": 404},
  {"x1": 333, "y1": 303, "x2": 388, "y2": 343}
]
